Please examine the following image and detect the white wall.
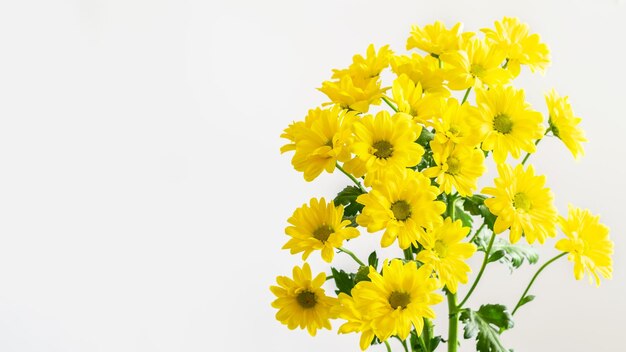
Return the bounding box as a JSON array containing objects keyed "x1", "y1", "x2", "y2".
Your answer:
[{"x1": 0, "y1": 0, "x2": 624, "y2": 351}]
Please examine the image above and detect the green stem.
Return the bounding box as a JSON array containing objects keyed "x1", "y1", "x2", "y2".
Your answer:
[
  {"x1": 338, "y1": 247, "x2": 366, "y2": 266},
  {"x1": 468, "y1": 222, "x2": 487, "y2": 243},
  {"x1": 461, "y1": 87, "x2": 472, "y2": 104},
  {"x1": 382, "y1": 96, "x2": 399, "y2": 112},
  {"x1": 335, "y1": 162, "x2": 367, "y2": 193},
  {"x1": 394, "y1": 336, "x2": 410, "y2": 352},
  {"x1": 384, "y1": 340, "x2": 392, "y2": 352},
  {"x1": 423, "y1": 318, "x2": 433, "y2": 352},
  {"x1": 447, "y1": 194, "x2": 458, "y2": 221},
  {"x1": 511, "y1": 252, "x2": 567, "y2": 316},
  {"x1": 457, "y1": 232, "x2": 496, "y2": 309},
  {"x1": 521, "y1": 127, "x2": 551, "y2": 166},
  {"x1": 403, "y1": 247, "x2": 413, "y2": 261},
  {"x1": 325, "y1": 275, "x2": 334, "y2": 281},
  {"x1": 447, "y1": 292, "x2": 458, "y2": 352}
]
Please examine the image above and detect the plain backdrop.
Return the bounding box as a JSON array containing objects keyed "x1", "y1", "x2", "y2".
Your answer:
[{"x1": 0, "y1": 0, "x2": 624, "y2": 351}]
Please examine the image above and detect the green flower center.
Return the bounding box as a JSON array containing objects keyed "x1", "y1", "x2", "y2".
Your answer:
[
  {"x1": 388, "y1": 291, "x2": 411, "y2": 310},
  {"x1": 373, "y1": 140, "x2": 394, "y2": 159},
  {"x1": 470, "y1": 64, "x2": 486, "y2": 77},
  {"x1": 493, "y1": 114, "x2": 513, "y2": 134},
  {"x1": 324, "y1": 139, "x2": 334, "y2": 148},
  {"x1": 513, "y1": 192, "x2": 532, "y2": 212},
  {"x1": 313, "y1": 225, "x2": 334, "y2": 243},
  {"x1": 391, "y1": 200, "x2": 412, "y2": 221},
  {"x1": 296, "y1": 290, "x2": 317, "y2": 309},
  {"x1": 448, "y1": 125, "x2": 460, "y2": 136},
  {"x1": 434, "y1": 240, "x2": 449, "y2": 258},
  {"x1": 446, "y1": 156, "x2": 461, "y2": 175}
]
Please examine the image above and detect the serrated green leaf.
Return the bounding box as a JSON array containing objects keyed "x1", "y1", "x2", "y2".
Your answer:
[
  {"x1": 476, "y1": 231, "x2": 539, "y2": 271},
  {"x1": 455, "y1": 204, "x2": 473, "y2": 228},
  {"x1": 460, "y1": 304, "x2": 514, "y2": 352},
  {"x1": 462, "y1": 195, "x2": 496, "y2": 230},
  {"x1": 333, "y1": 185, "x2": 365, "y2": 217},
  {"x1": 330, "y1": 267, "x2": 355, "y2": 295}
]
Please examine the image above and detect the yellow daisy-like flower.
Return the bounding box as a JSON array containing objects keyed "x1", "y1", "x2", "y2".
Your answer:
[
  {"x1": 406, "y1": 21, "x2": 464, "y2": 56},
  {"x1": 431, "y1": 97, "x2": 482, "y2": 147},
  {"x1": 283, "y1": 197, "x2": 360, "y2": 263},
  {"x1": 555, "y1": 205, "x2": 613, "y2": 286},
  {"x1": 482, "y1": 163, "x2": 557, "y2": 244},
  {"x1": 349, "y1": 260, "x2": 443, "y2": 342},
  {"x1": 351, "y1": 111, "x2": 424, "y2": 186},
  {"x1": 390, "y1": 54, "x2": 449, "y2": 95},
  {"x1": 416, "y1": 218, "x2": 477, "y2": 294},
  {"x1": 356, "y1": 169, "x2": 445, "y2": 249},
  {"x1": 545, "y1": 89, "x2": 587, "y2": 159},
  {"x1": 337, "y1": 293, "x2": 376, "y2": 351},
  {"x1": 441, "y1": 37, "x2": 512, "y2": 90},
  {"x1": 391, "y1": 74, "x2": 443, "y2": 126},
  {"x1": 475, "y1": 86, "x2": 545, "y2": 163},
  {"x1": 332, "y1": 44, "x2": 393, "y2": 81},
  {"x1": 284, "y1": 106, "x2": 358, "y2": 181},
  {"x1": 270, "y1": 263, "x2": 339, "y2": 336},
  {"x1": 423, "y1": 141, "x2": 486, "y2": 197},
  {"x1": 481, "y1": 17, "x2": 550, "y2": 76}
]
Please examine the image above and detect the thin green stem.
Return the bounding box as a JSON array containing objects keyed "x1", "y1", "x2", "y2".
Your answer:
[
  {"x1": 447, "y1": 193, "x2": 458, "y2": 221},
  {"x1": 335, "y1": 162, "x2": 367, "y2": 193},
  {"x1": 423, "y1": 318, "x2": 433, "y2": 352},
  {"x1": 511, "y1": 252, "x2": 567, "y2": 316},
  {"x1": 338, "y1": 247, "x2": 366, "y2": 266},
  {"x1": 394, "y1": 336, "x2": 410, "y2": 352},
  {"x1": 468, "y1": 222, "x2": 487, "y2": 244},
  {"x1": 384, "y1": 340, "x2": 392, "y2": 352},
  {"x1": 404, "y1": 247, "x2": 413, "y2": 261},
  {"x1": 382, "y1": 96, "x2": 399, "y2": 112},
  {"x1": 447, "y1": 292, "x2": 458, "y2": 352},
  {"x1": 521, "y1": 127, "x2": 551, "y2": 166},
  {"x1": 325, "y1": 275, "x2": 334, "y2": 281},
  {"x1": 461, "y1": 87, "x2": 472, "y2": 104},
  {"x1": 457, "y1": 232, "x2": 496, "y2": 309}
]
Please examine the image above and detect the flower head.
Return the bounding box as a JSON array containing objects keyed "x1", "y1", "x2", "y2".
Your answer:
[
  {"x1": 423, "y1": 141, "x2": 486, "y2": 197},
  {"x1": 406, "y1": 21, "x2": 464, "y2": 56},
  {"x1": 556, "y1": 205, "x2": 613, "y2": 286},
  {"x1": 431, "y1": 97, "x2": 482, "y2": 147},
  {"x1": 337, "y1": 293, "x2": 376, "y2": 350},
  {"x1": 545, "y1": 89, "x2": 587, "y2": 159},
  {"x1": 391, "y1": 74, "x2": 443, "y2": 126},
  {"x1": 390, "y1": 54, "x2": 449, "y2": 95},
  {"x1": 270, "y1": 263, "x2": 338, "y2": 336}
]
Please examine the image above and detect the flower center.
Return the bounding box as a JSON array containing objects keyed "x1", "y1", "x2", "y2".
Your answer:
[
  {"x1": 571, "y1": 236, "x2": 586, "y2": 254},
  {"x1": 470, "y1": 64, "x2": 486, "y2": 77},
  {"x1": 391, "y1": 200, "x2": 412, "y2": 221},
  {"x1": 448, "y1": 125, "x2": 460, "y2": 136},
  {"x1": 493, "y1": 114, "x2": 513, "y2": 134},
  {"x1": 312, "y1": 225, "x2": 334, "y2": 243},
  {"x1": 388, "y1": 291, "x2": 411, "y2": 310},
  {"x1": 296, "y1": 290, "x2": 317, "y2": 309},
  {"x1": 373, "y1": 140, "x2": 394, "y2": 159},
  {"x1": 324, "y1": 139, "x2": 334, "y2": 148},
  {"x1": 446, "y1": 156, "x2": 461, "y2": 175},
  {"x1": 513, "y1": 192, "x2": 532, "y2": 212},
  {"x1": 434, "y1": 240, "x2": 449, "y2": 258}
]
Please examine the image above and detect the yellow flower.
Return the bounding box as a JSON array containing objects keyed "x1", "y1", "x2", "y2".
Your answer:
[
  {"x1": 337, "y1": 293, "x2": 376, "y2": 351},
  {"x1": 356, "y1": 169, "x2": 445, "y2": 249},
  {"x1": 431, "y1": 97, "x2": 482, "y2": 147},
  {"x1": 481, "y1": 17, "x2": 550, "y2": 76},
  {"x1": 270, "y1": 263, "x2": 338, "y2": 336},
  {"x1": 441, "y1": 37, "x2": 512, "y2": 90},
  {"x1": 475, "y1": 86, "x2": 545, "y2": 163},
  {"x1": 555, "y1": 205, "x2": 613, "y2": 286},
  {"x1": 545, "y1": 89, "x2": 587, "y2": 159},
  {"x1": 284, "y1": 106, "x2": 358, "y2": 181},
  {"x1": 391, "y1": 74, "x2": 443, "y2": 126},
  {"x1": 406, "y1": 21, "x2": 464, "y2": 56},
  {"x1": 423, "y1": 141, "x2": 486, "y2": 197},
  {"x1": 351, "y1": 111, "x2": 423, "y2": 186},
  {"x1": 416, "y1": 218, "x2": 477, "y2": 294},
  {"x1": 332, "y1": 44, "x2": 393, "y2": 81},
  {"x1": 283, "y1": 197, "x2": 360, "y2": 263},
  {"x1": 390, "y1": 54, "x2": 449, "y2": 95},
  {"x1": 482, "y1": 163, "x2": 557, "y2": 244},
  {"x1": 349, "y1": 260, "x2": 443, "y2": 342}
]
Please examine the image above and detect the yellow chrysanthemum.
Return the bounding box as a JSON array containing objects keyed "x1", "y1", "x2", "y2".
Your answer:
[
  {"x1": 441, "y1": 37, "x2": 512, "y2": 90},
  {"x1": 423, "y1": 141, "x2": 486, "y2": 197},
  {"x1": 390, "y1": 54, "x2": 449, "y2": 95},
  {"x1": 348, "y1": 260, "x2": 443, "y2": 342},
  {"x1": 350, "y1": 111, "x2": 424, "y2": 186},
  {"x1": 482, "y1": 163, "x2": 557, "y2": 244},
  {"x1": 545, "y1": 89, "x2": 587, "y2": 159},
  {"x1": 270, "y1": 263, "x2": 339, "y2": 336},
  {"x1": 431, "y1": 97, "x2": 482, "y2": 147},
  {"x1": 406, "y1": 21, "x2": 464, "y2": 56},
  {"x1": 337, "y1": 293, "x2": 376, "y2": 351},
  {"x1": 356, "y1": 169, "x2": 445, "y2": 249},
  {"x1": 475, "y1": 86, "x2": 545, "y2": 163},
  {"x1": 481, "y1": 17, "x2": 550, "y2": 76},
  {"x1": 555, "y1": 205, "x2": 613, "y2": 286},
  {"x1": 320, "y1": 45, "x2": 392, "y2": 113},
  {"x1": 283, "y1": 106, "x2": 358, "y2": 181},
  {"x1": 390, "y1": 74, "x2": 443, "y2": 126},
  {"x1": 283, "y1": 197, "x2": 360, "y2": 263},
  {"x1": 416, "y1": 218, "x2": 477, "y2": 293}
]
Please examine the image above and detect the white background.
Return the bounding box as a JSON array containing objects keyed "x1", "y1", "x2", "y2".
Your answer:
[{"x1": 0, "y1": 0, "x2": 624, "y2": 351}]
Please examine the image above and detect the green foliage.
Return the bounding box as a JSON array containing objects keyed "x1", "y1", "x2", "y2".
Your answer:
[
  {"x1": 410, "y1": 331, "x2": 443, "y2": 352},
  {"x1": 463, "y1": 195, "x2": 496, "y2": 230},
  {"x1": 460, "y1": 304, "x2": 514, "y2": 352},
  {"x1": 334, "y1": 185, "x2": 365, "y2": 218},
  {"x1": 330, "y1": 267, "x2": 355, "y2": 295},
  {"x1": 476, "y1": 231, "x2": 539, "y2": 271},
  {"x1": 367, "y1": 251, "x2": 379, "y2": 269},
  {"x1": 455, "y1": 203, "x2": 473, "y2": 228},
  {"x1": 517, "y1": 294, "x2": 535, "y2": 309}
]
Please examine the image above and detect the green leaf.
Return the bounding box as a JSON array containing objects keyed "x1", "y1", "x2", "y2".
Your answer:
[
  {"x1": 518, "y1": 295, "x2": 535, "y2": 308},
  {"x1": 330, "y1": 267, "x2": 355, "y2": 295},
  {"x1": 462, "y1": 195, "x2": 496, "y2": 230},
  {"x1": 367, "y1": 251, "x2": 379, "y2": 269},
  {"x1": 333, "y1": 185, "x2": 365, "y2": 217},
  {"x1": 455, "y1": 204, "x2": 473, "y2": 228},
  {"x1": 476, "y1": 231, "x2": 539, "y2": 271},
  {"x1": 460, "y1": 304, "x2": 514, "y2": 352}
]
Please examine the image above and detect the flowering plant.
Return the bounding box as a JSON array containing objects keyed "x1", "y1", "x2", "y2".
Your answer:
[{"x1": 270, "y1": 17, "x2": 614, "y2": 352}]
